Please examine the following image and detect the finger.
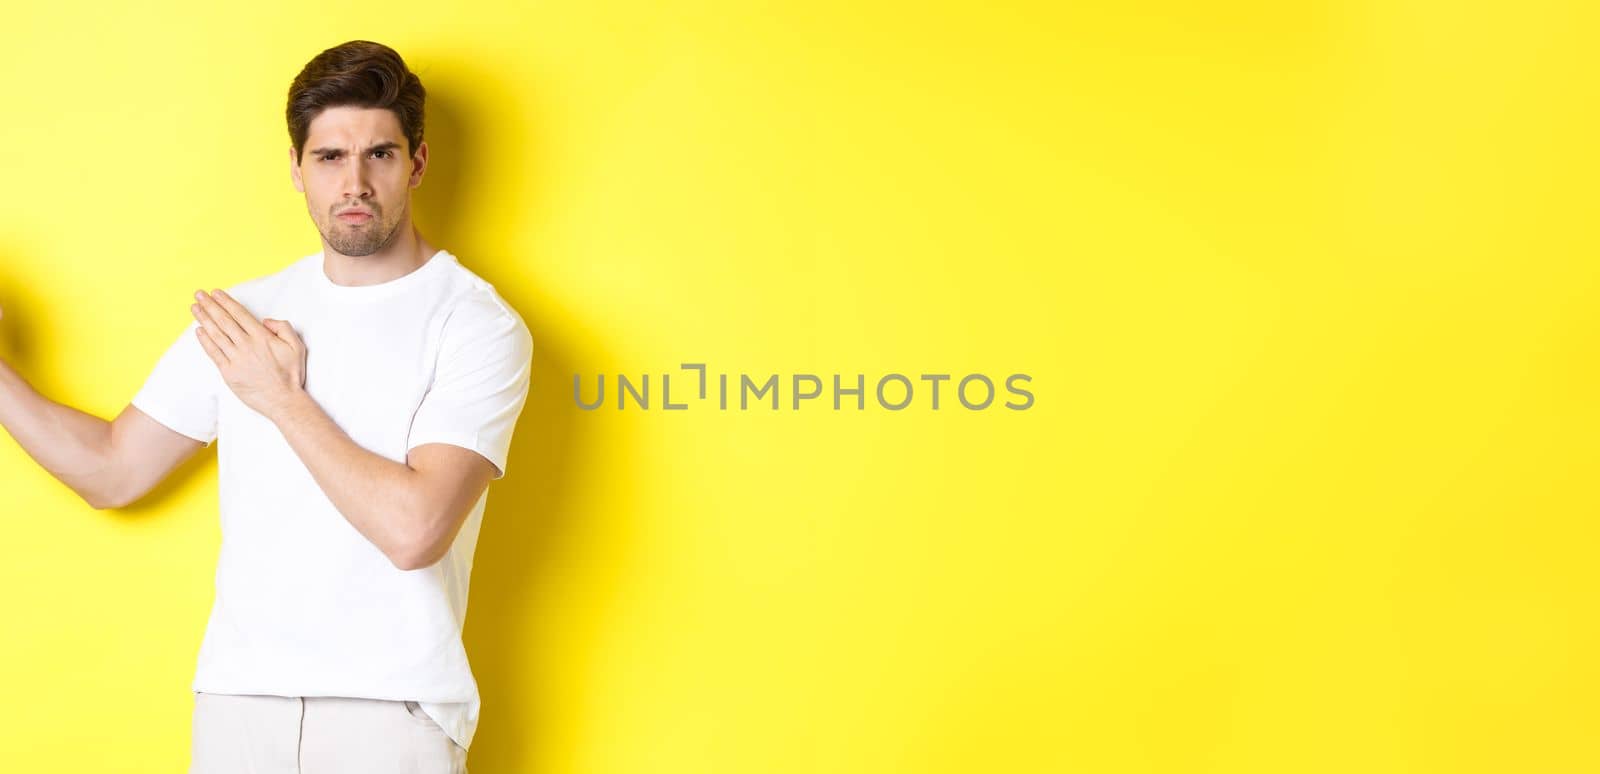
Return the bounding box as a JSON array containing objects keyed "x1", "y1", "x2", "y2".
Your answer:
[
  {"x1": 194, "y1": 326, "x2": 230, "y2": 366},
  {"x1": 194, "y1": 290, "x2": 251, "y2": 345},
  {"x1": 208, "y1": 289, "x2": 271, "y2": 339},
  {"x1": 268, "y1": 319, "x2": 305, "y2": 349},
  {"x1": 191, "y1": 300, "x2": 238, "y2": 355}
]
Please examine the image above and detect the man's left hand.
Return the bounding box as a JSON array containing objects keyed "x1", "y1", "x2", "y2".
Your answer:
[{"x1": 191, "y1": 289, "x2": 307, "y2": 421}]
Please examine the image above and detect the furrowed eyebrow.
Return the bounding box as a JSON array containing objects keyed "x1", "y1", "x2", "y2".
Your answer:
[{"x1": 308, "y1": 142, "x2": 404, "y2": 157}]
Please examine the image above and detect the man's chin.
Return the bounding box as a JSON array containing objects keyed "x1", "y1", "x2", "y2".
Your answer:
[
  {"x1": 325, "y1": 239, "x2": 380, "y2": 257},
  {"x1": 322, "y1": 227, "x2": 386, "y2": 257}
]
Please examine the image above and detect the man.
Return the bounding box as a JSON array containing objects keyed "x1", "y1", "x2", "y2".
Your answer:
[{"x1": 0, "y1": 40, "x2": 530, "y2": 773}]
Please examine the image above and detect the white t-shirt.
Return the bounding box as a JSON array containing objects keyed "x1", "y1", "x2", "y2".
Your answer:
[{"x1": 130, "y1": 248, "x2": 532, "y2": 752}]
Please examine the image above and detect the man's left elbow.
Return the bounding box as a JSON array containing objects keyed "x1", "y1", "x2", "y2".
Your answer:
[
  {"x1": 390, "y1": 527, "x2": 444, "y2": 571},
  {"x1": 391, "y1": 497, "x2": 447, "y2": 570},
  {"x1": 391, "y1": 543, "x2": 442, "y2": 571}
]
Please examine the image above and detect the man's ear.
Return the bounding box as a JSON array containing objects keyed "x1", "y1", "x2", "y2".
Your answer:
[
  {"x1": 409, "y1": 140, "x2": 428, "y2": 189},
  {"x1": 289, "y1": 146, "x2": 304, "y2": 193}
]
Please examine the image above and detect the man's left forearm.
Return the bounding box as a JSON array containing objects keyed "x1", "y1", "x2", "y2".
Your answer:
[{"x1": 268, "y1": 389, "x2": 427, "y2": 568}]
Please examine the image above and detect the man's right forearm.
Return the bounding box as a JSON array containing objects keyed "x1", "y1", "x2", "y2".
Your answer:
[{"x1": 0, "y1": 357, "x2": 121, "y2": 508}]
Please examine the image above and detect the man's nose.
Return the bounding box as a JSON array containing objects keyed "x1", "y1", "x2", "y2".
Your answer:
[{"x1": 343, "y1": 158, "x2": 373, "y2": 198}]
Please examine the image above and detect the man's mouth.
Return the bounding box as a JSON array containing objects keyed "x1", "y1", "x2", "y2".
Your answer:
[{"x1": 337, "y1": 211, "x2": 373, "y2": 224}]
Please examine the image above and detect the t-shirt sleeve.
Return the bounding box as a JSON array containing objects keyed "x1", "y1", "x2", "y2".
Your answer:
[
  {"x1": 130, "y1": 319, "x2": 220, "y2": 446},
  {"x1": 406, "y1": 300, "x2": 534, "y2": 480}
]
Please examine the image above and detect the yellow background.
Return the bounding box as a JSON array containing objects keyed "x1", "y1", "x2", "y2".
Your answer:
[{"x1": 2, "y1": 1, "x2": 1596, "y2": 772}]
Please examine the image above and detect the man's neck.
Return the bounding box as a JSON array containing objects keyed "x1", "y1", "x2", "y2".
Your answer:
[{"x1": 322, "y1": 225, "x2": 437, "y2": 287}]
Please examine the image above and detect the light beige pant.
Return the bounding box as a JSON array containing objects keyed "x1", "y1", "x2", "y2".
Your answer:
[{"x1": 188, "y1": 691, "x2": 468, "y2": 773}]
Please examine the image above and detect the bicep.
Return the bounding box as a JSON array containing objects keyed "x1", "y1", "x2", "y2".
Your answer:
[
  {"x1": 406, "y1": 442, "x2": 498, "y2": 557},
  {"x1": 106, "y1": 403, "x2": 208, "y2": 508}
]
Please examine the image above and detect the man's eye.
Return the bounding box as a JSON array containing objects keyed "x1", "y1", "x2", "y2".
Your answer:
[{"x1": 372, "y1": 150, "x2": 390, "y2": 159}]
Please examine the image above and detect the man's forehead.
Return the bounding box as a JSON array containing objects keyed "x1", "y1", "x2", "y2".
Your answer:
[{"x1": 305, "y1": 106, "x2": 403, "y2": 146}]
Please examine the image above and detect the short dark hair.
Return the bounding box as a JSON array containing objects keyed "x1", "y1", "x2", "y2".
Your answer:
[{"x1": 286, "y1": 40, "x2": 425, "y2": 165}]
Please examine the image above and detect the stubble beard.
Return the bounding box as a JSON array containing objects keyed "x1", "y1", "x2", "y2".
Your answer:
[{"x1": 323, "y1": 209, "x2": 404, "y2": 257}]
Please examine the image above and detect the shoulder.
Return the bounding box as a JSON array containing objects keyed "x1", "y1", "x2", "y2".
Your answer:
[{"x1": 435, "y1": 256, "x2": 533, "y2": 357}]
